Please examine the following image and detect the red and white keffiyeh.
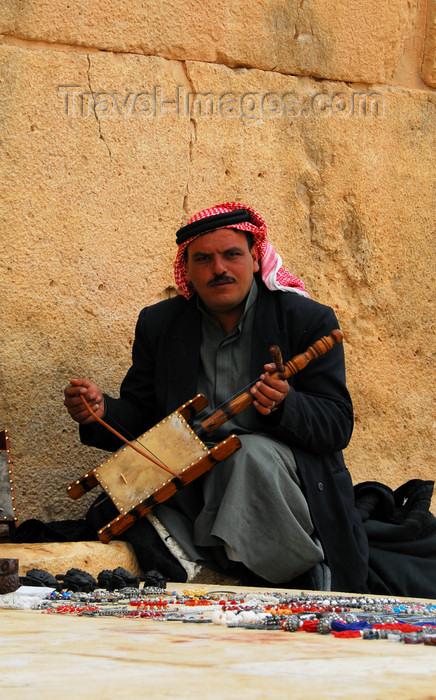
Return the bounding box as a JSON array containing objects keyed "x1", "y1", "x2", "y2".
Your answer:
[{"x1": 174, "y1": 202, "x2": 309, "y2": 299}]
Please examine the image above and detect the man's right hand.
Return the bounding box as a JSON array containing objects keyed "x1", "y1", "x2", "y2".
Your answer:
[{"x1": 64, "y1": 378, "x2": 105, "y2": 424}]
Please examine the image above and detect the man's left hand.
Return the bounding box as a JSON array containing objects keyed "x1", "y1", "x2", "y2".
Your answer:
[{"x1": 250, "y1": 363, "x2": 290, "y2": 415}]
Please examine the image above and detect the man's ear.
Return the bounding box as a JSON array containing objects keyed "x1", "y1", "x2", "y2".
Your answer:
[
  {"x1": 251, "y1": 248, "x2": 260, "y2": 274},
  {"x1": 184, "y1": 254, "x2": 191, "y2": 282}
]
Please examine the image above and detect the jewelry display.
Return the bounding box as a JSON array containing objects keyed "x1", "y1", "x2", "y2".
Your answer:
[{"x1": 32, "y1": 586, "x2": 436, "y2": 646}]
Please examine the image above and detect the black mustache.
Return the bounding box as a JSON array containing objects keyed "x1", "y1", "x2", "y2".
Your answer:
[{"x1": 207, "y1": 274, "x2": 236, "y2": 287}]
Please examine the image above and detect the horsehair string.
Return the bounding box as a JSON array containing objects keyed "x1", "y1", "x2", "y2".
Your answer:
[{"x1": 189, "y1": 375, "x2": 267, "y2": 433}]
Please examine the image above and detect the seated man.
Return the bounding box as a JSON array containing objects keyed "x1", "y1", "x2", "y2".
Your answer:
[{"x1": 64, "y1": 202, "x2": 368, "y2": 592}]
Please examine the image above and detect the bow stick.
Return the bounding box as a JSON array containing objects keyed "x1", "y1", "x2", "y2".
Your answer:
[
  {"x1": 79, "y1": 395, "x2": 178, "y2": 477},
  {"x1": 198, "y1": 329, "x2": 344, "y2": 435}
]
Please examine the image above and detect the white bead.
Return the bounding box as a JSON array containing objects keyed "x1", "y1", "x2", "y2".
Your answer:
[
  {"x1": 210, "y1": 610, "x2": 229, "y2": 625},
  {"x1": 225, "y1": 611, "x2": 237, "y2": 624},
  {"x1": 238, "y1": 610, "x2": 257, "y2": 623}
]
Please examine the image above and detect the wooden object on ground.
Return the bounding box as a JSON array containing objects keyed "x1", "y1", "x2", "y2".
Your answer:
[{"x1": 0, "y1": 557, "x2": 18, "y2": 593}]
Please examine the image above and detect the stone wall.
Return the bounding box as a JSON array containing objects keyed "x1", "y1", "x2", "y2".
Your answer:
[{"x1": 1, "y1": 0, "x2": 435, "y2": 523}]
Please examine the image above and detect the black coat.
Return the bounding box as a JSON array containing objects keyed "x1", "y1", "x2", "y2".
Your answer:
[{"x1": 81, "y1": 282, "x2": 369, "y2": 592}]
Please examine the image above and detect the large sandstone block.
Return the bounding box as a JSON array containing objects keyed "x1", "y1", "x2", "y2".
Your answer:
[
  {"x1": 0, "y1": 0, "x2": 421, "y2": 83},
  {"x1": 0, "y1": 540, "x2": 142, "y2": 578}
]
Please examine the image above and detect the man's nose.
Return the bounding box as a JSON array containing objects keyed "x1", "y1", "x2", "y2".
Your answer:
[{"x1": 212, "y1": 256, "x2": 226, "y2": 275}]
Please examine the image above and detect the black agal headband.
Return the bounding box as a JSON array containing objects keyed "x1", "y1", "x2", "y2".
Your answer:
[{"x1": 176, "y1": 209, "x2": 251, "y2": 245}]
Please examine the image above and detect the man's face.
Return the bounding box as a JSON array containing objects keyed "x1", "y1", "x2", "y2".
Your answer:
[{"x1": 185, "y1": 228, "x2": 260, "y2": 315}]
